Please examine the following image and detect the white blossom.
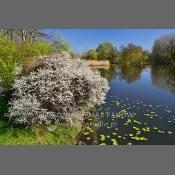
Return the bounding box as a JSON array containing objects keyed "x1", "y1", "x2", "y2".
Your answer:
[{"x1": 7, "y1": 53, "x2": 109, "y2": 125}]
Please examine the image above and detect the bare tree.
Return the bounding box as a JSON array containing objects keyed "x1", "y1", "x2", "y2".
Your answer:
[{"x1": 0, "y1": 29, "x2": 48, "y2": 43}]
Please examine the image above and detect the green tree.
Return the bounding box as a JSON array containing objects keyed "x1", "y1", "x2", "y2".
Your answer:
[
  {"x1": 81, "y1": 49, "x2": 98, "y2": 60},
  {"x1": 152, "y1": 34, "x2": 175, "y2": 64},
  {"x1": 96, "y1": 42, "x2": 114, "y2": 60},
  {"x1": 0, "y1": 35, "x2": 17, "y2": 89},
  {"x1": 119, "y1": 43, "x2": 149, "y2": 65},
  {"x1": 51, "y1": 35, "x2": 71, "y2": 54}
]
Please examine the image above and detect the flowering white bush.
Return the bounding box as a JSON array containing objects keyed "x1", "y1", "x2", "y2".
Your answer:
[{"x1": 8, "y1": 53, "x2": 109, "y2": 125}]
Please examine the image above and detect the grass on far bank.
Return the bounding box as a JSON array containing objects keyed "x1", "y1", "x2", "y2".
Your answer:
[
  {"x1": 84, "y1": 60, "x2": 110, "y2": 67},
  {"x1": 0, "y1": 96, "x2": 80, "y2": 145}
]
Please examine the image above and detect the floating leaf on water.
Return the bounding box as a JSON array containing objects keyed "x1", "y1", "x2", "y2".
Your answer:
[
  {"x1": 136, "y1": 131, "x2": 141, "y2": 135},
  {"x1": 140, "y1": 137, "x2": 148, "y2": 141},
  {"x1": 126, "y1": 119, "x2": 132, "y2": 124},
  {"x1": 100, "y1": 134, "x2": 106, "y2": 139},
  {"x1": 142, "y1": 128, "x2": 149, "y2": 132},
  {"x1": 128, "y1": 142, "x2": 132, "y2": 145},
  {"x1": 84, "y1": 132, "x2": 90, "y2": 135},
  {"x1": 133, "y1": 120, "x2": 142, "y2": 125},
  {"x1": 100, "y1": 143, "x2": 106, "y2": 145},
  {"x1": 131, "y1": 136, "x2": 140, "y2": 141},
  {"x1": 133, "y1": 126, "x2": 140, "y2": 131},
  {"x1": 111, "y1": 138, "x2": 118, "y2": 145},
  {"x1": 131, "y1": 136, "x2": 148, "y2": 141},
  {"x1": 168, "y1": 131, "x2": 173, "y2": 135},
  {"x1": 153, "y1": 127, "x2": 158, "y2": 130},
  {"x1": 158, "y1": 130, "x2": 165, "y2": 134},
  {"x1": 86, "y1": 137, "x2": 91, "y2": 140},
  {"x1": 87, "y1": 127, "x2": 92, "y2": 130}
]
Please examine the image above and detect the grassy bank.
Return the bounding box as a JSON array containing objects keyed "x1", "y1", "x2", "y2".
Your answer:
[
  {"x1": 84, "y1": 60, "x2": 110, "y2": 67},
  {"x1": 0, "y1": 120, "x2": 80, "y2": 145},
  {"x1": 0, "y1": 96, "x2": 80, "y2": 145}
]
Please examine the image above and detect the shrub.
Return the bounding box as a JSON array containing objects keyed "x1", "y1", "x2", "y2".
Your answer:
[
  {"x1": 17, "y1": 41, "x2": 55, "y2": 61},
  {"x1": 81, "y1": 49, "x2": 98, "y2": 60},
  {"x1": 0, "y1": 35, "x2": 56, "y2": 90},
  {"x1": 119, "y1": 43, "x2": 149, "y2": 65},
  {"x1": 0, "y1": 35, "x2": 17, "y2": 89},
  {"x1": 8, "y1": 53, "x2": 109, "y2": 125}
]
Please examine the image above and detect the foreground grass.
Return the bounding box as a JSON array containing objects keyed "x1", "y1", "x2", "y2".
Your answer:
[
  {"x1": 0, "y1": 120, "x2": 80, "y2": 145},
  {"x1": 0, "y1": 96, "x2": 80, "y2": 145}
]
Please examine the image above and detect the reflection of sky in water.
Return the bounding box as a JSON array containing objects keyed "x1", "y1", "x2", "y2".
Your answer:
[{"x1": 109, "y1": 66, "x2": 175, "y2": 110}]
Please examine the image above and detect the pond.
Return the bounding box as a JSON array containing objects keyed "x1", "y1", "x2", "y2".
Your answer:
[{"x1": 80, "y1": 65, "x2": 175, "y2": 145}]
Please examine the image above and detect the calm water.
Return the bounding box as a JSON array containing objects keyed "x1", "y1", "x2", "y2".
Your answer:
[{"x1": 80, "y1": 65, "x2": 175, "y2": 145}]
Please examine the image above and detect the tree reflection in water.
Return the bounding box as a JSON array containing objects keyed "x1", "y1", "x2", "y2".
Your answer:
[{"x1": 151, "y1": 65, "x2": 175, "y2": 95}]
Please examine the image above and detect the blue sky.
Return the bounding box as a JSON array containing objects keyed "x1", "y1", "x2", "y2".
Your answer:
[{"x1": 44, "y1": 29, "x2": 175, "y2": 53}]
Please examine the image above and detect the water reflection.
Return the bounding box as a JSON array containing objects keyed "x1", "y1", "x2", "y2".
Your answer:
[
  {"x1": 81, "y1": 64, "x2": 175, "y2": 145},
  {"x1": 98, "y1": 64, "x2": 175, "y2": 96},
  {"x1": 96, "y1": 65, "x2": 116, "y2": 81},
  {"x1": 96, "y1": 65, "x2": 146, "y2": 84},
  {"x1": 116, "y1": 65, "x2": 145, "y2": 84},
  {"x1": 151, "y1": 65, "x2": 175, "y2": 95}
]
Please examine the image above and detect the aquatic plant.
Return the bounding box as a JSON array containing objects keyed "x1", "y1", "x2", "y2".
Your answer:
[
  {"x1": 80, "y1": 96, "x2": 175, "y2": 145},
  {"x1": 7, "y1": 53, "x2": 109, "y2": 125}
]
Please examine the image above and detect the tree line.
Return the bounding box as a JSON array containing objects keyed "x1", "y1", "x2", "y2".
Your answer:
[
  {"x1": 81, "y1": 33, "x2": 175, "y2": 65},
  {"x1": 0, "y1": 29, "x2": 71, "y2": 89}
]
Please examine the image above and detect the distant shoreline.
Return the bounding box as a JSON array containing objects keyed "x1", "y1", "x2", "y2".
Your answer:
[{"x1": 84, "y1": 60, "x2": 110, "y2": 67}]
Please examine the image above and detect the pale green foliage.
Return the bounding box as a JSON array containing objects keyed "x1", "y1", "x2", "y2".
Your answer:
[
  {"x1": 82, "y1": 49, "x2": 98, "y2": 60},
  {"x1": 96, "y1": 42, "x2": 114, "y2": 60},
  {"x1": 0, "y1": 35, "x2": 17, "y2": 89},
  {"x1": 0, "y1": 35, "x2": 56, "y2": 89},
  {"x1": 17, "y1": 41, "x2": 55, "y2": 61},
  {"x1": 51, "y1": 35, "x2": 71, "y2": 54},
  {"x1": 119, "y1": 43, "x2": 149, "y2": 65}
]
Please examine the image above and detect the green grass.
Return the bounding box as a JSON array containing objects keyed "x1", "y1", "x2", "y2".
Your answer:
[
  {"x1": 0, "y1": 96, "x2": 80, "y2": 145},
  {"x1": 0, "y1": 120, "x2": 80, "y2": 145}
]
